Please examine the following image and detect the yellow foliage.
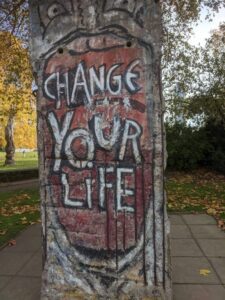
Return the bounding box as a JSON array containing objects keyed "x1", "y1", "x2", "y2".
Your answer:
[
  {"x1": 14, "y1": 112, "x2": 37, "y2": 149},
  {"x1": 0, "y1": 31, "x2": 36, "y2": 149}
]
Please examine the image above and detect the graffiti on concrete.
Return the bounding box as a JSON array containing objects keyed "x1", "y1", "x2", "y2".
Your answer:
[
  {"x1": 42, "y1": 45, "x2": 152, "y2": 269},
  {"x1": 103, "y1": 0, "x2": 146, "y2": 27},
  {"x1": 30, "y1": 0, "x2": 171, "y2": 297},
  {"x1": 38, "y1": 0, "x2": 145, "y2": 31},
  {"x1": 44, "y1": 59, "x2": 142, "y2": 109}
]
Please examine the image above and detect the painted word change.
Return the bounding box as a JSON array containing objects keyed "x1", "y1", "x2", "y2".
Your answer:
[{"x1": 44, "y1": 59, "x2": 141, "y2": 109}]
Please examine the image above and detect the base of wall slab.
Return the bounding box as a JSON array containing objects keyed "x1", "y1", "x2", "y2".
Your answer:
[{"x1": 41, "y1": 284, "x2": 172, "y2": 300}]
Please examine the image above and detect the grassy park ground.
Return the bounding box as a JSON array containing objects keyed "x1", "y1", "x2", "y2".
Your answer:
[
  {"x1": 0, "y1": 188, "x2": 40, "y2": 247},
  {"x1": 167, "y1": 169, "x2": 225, "y2": 227},
  {"x1": 0, "y1": 166, "x2": 225, "y2": 247},
  {"x1": 0, "y1": 151, "x2": 38, "y2": 171}
]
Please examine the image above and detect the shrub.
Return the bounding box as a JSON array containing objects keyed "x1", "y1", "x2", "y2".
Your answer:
[{"x1": 166, "y1": 122, "x2": 208, "y2": 171}]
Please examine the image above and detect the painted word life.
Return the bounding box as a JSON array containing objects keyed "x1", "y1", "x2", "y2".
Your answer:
[
  {"x1": 62, "y1": 166, "x2": 135, "y2": 212},
  {"x1": 44, "y1": 59, "x2": 141, "y2": 109}
]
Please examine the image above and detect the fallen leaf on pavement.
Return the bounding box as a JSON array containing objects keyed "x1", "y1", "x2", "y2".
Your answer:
[
  {"x1": 8, "y1": 239, "x2": 16, "y2": 247},
  {"x1": 218, "y1": 220, "x2": 225, "y2": 228},
  {"x1": 200, "y1": 269, "x2": 211, "y2": 276}
]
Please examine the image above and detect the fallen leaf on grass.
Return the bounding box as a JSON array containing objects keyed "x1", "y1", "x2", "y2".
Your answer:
[
  {"x1": 0, "y1": 204, "x2": 39, "y2": 217},
  {"x1": 29, "y1": 221, "x2": 36, "y2": 225},
  {"x1": 199, "y1": 269, "x2": 211, "y2": 276},
  {"x1": 14, "y1": 194, "x2": 31, "y2": 201},
  {"x1": 20, "y1": 217, "x2": 29, "y2": 224},
  {"x1": 167, "y1": 169, "x2": 225, "y2": 227},
  {"x1": 21, "y1": 221, "x2": 28, "y2": 225},
  {"x1": 207, "y1": 208, "x2": 217, "y2": 215},
  {"x1": 8, "y1": 239, "x2": 16, "y2": 247},
  {"x1": 0, "y1": 230, "x2": 6, "y2": 236}
]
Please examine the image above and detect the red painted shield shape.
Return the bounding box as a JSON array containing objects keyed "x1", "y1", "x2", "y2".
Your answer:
[{"x1": 42, "y1": 37, "x2": 152, "y2": 266}]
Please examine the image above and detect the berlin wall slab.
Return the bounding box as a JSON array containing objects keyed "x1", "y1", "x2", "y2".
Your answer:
[{"x1": 29, "y1": 1, "x2": 171, "y2": 299}]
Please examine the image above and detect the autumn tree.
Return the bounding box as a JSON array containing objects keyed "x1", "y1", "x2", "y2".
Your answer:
[
  {"x1": 0, "y1": 31, "x2": 34, "y2": 165},
  {"x1": 165, "y1": 21, "x2": 225, "y2": 126},
  {"x1": 162, "y1": 0, "x2": 225, "y2": 121},
  {"x1": 0, "y1": 0, "x2": 28, "y2": 39},
  {"x1": 0, "y1": 0, "x2": 225, "y2": 144},
  {"x1": 1, "y1": 1, "x2": 225, "y2": 43},
  {"x1": 186, "y1": 23, "x2": 225, "y2": 123}
]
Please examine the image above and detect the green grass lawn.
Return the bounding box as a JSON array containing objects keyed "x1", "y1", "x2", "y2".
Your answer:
[
  {"x1": 166, "y1": 168, "x2": 225, "y2": 224},
  {"x1": 0, "y1": 188, "x2": 40, "y2": 247},
  {"x1": 0, "y1": 151, "x2": 38, "y2": 171}
]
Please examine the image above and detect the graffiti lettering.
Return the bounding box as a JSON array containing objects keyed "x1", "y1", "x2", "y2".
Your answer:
[
  {"x1": 71, "y1": 62, "x2": 92, "y2": 106},
  {"x1": 47, "y1": 111, "x2": 142, "y2": 167},
  {"x1": 61, "y1": 166, "x2": 135, "y2": 212},
  {"x1": 44, "y1": 59, "x2": 141, "y2": 109},
  {"x1": 62, "y1": 173, "x2": 93, "y2": 208},
  {"x1": 117, "y1": 167, "x2": 134, "y2": 212},
  {"x1": 48, "y1": 111, "x2": 73, "y2": 172},
  {"x1": 89, "y1": 65, "x2": 105, "y2": 95},
  {"x1": 99, "y1": 166, "x2": 113, "y2": 209},
  {"x1": 42, "y1": 47, "x2": 152, "y2": 257},
  {"x1": 119, "y1": 119, "x2": 142, "y2": 163},
  {"x1": 106, "y1": 63, "x2": 122, "y2": 95},
  {"x1": 64, "y1": 128, "x2": 94, "y2": 169},
  {"x1": 94, "y1": 114, "x2": 121, "y2": 150},
  {"x1": 32, "y1": 0, "x2": 170, "y2": 293}
]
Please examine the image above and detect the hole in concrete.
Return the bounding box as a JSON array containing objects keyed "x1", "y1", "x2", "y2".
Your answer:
[
  {"x1": 58, "y1": 48, "x2": 64, "y2": 54},
  {"x1": 126, "y1": 41, "x2": 132, "y2": 47}
]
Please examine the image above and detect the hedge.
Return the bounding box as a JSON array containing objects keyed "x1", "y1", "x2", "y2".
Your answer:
[{"x1": 0, "y1": 168, "x2": 39, "y2": 183}]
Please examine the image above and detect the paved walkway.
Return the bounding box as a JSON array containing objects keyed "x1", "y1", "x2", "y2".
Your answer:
[
  {"x1": 0, "y1": 179, "x2": 39, "y2": 192},
  {"x1": 0, "y1": 214, "x2": 224, "y2": 299}
]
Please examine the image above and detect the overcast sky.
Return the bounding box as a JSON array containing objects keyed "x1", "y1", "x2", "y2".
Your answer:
[{"x1": 190, "y1": 7, "x2": 225, "y2": 46}]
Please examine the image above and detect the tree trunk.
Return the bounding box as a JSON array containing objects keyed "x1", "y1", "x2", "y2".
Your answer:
[{"x1": 4, "y1": 115, "x2": 15, "y2": 165}]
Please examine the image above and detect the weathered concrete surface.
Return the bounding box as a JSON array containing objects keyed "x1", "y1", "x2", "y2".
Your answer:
[{"x1": 29, "y1": 0, "x2": 171, "y2": 299}]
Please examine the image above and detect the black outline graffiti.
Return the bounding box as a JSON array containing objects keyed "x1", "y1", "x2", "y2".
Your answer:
[
  {"x1": 38, "y1": 0, "x2": 147, "y2": 41},
  {"x1": 124, "y1": 59, "x2": 142, "y2": 95},
  {"x1": 39, "y1": 26, "x2": 153, "y2": 62},
  {"x1": 44, "y1": 47, "x2": 147, "y2": 257},
  {"x1": 102, "y1": 0, "x2": 145, "y2": 28},
  {"x1": 39, "y1": 0, "x2": 156, "y2": 287},
  {"x1": 38, "y1": 1, "x2": 72, "y2": 40},
  {"x1": 43, "y1": 58, "x2": 143, "y2": 109}
]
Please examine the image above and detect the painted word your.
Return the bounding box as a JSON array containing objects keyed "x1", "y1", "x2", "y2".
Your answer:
[{"x1": 48, "y1": 110, "x2": 142, "y2": 173}]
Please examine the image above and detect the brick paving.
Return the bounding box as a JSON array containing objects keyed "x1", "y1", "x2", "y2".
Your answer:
[{"x1": 0, "y1": 214, "x2": 224, "y2": 299}]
